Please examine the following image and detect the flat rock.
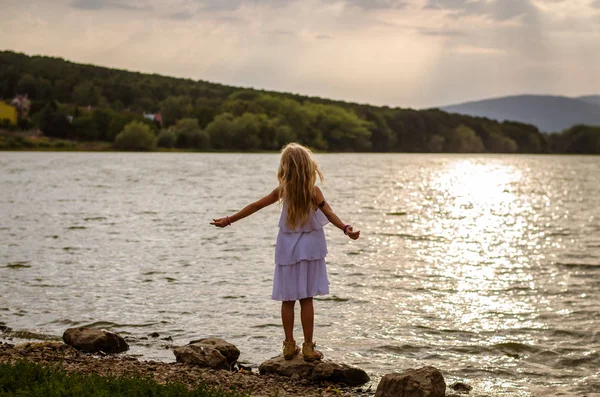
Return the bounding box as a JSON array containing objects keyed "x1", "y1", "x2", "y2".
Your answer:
[
  {"x1": 375, "y1": 366, "x2": 445, "y2": 397},
  {"x1": 259, "y1": 354, "x2": 370, "y2": 386},
  {"x1": 187, "y1": 338, "x2": 240, "y2": 365},
  {"x1": 63, "y1": 327, "x2": 128, "y2": 354},
  {"x1": 173, "y1": 338, "x2": 240, "y2": 371},
  {"x1": 15, "y1": 341, "x2": 71, "y2": 352},
  {"x1": 173, "y1": 344, "x2": 230, "y2": 370}
]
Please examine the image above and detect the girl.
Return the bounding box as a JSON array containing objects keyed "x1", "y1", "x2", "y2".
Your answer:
[{"x1": 211, "y1": 143, "x2": 360, "y2": 361}]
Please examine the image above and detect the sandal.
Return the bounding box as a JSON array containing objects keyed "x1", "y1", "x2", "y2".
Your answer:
[
  {"x1": 283, "y1": 340, "x2": 300, "y2": 360},
  {"x1": 302, "y1": 341, "x2": 324, "y2": 362}
]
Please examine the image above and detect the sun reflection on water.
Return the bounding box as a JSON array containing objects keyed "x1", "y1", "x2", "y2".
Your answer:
[{"x1": 417, "y1": 159, "x2": 543, "y2": 334}]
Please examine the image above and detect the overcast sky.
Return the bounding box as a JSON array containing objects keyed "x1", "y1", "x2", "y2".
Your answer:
[{"x1": 1, "y1": 0, "x2": 599, "y2": 108}]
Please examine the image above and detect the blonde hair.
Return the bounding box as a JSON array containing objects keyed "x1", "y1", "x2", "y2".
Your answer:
[{"x1": 278, "y1": 143, "x2": 324, "y2": 228}]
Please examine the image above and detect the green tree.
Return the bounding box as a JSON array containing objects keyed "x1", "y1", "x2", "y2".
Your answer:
[
  {"x1": 71, "y1": 115, "x2": 99, "y2": 141},
  {"x1": 72, "y1": 81, "x2": 105, "y2": 107},
  {"x1": 549, "y1": 125, "x2": 600, "y2": 154},
  {"x1": 53, "y1": 79, "x2": 74, "y2": 102},
  {"x1": 256, "y1": 95, "x2": 312, "y2": 141},
  {"x1": 486, "y1": 133, "x2": 518, "y2": 153},
  {"x1": 230, "y1": 113, "x2": 265, "y2": 150},
  {"x1": 428, "y1": 135, "x2": 445, "y2": 152},
  {"x1": 500, "y1": 121, "x2": 545, "y2": 153},
  {"x1": 171, "y1": 118, "x2": 209, "y2": 149},
  {"x1": 273, "y1": 120, "x2": 296, "y2": 147},
  {"x1": 106, "y1": 113, "x2": 155, "y2": 142},
  {"x1": 365, "y1": 110, "x2": 395, "y2": 152},
  {"x1": 220, "y1": 98, "x2": 264, "y2": 117},
  {"x1": 39, "y1": 102, "x2": 71, "y2": 139},
  {"x1": 205, "y1": 113, "x2": 235, "y2": 149},
  {"x1": 447, "y1": 125, "x2": 485, "y2": 153},
  {"x1": 92, "y1": 109, "x2": 113, "y2": 141},
  {"x1": 157, "y1": 129, "x2": 176, "y2": 148},
  {"x1": 194, "y1": 104, "x2": 217, "y2": 129},
  {"x1": 306, "y1": 103, "x2": 372, "y2": 151},
  {"x1": 15, "y1": 74, "x2": 39, "y2": 99},
  {"x1": 114, "y1": 121, "x2": 156, "y2": 151},
  {"x1": 160, "y1": 96, "x2": 192, "y2": 127}
]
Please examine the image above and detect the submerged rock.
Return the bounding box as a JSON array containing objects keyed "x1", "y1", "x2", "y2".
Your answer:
[
  {"x1": 375, "y1": 366, "x2": 445, "y2": 397},
  {"x1": 259, "y1": 355, "x2": 370, "y2": 386},
  {"x1": 63, "y1": 327, "x2": 129, "y2": 354},
  {"x1": 173, "y1": 338, "x2": 240, "y2": 370},
  {"x1": 450, "y1": 381, "x2": 472, "y2": 393}
]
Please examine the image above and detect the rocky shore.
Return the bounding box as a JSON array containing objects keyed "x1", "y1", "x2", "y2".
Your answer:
[
  {"x1": 0, "y1": 327, "x2": 465, "y2": 397},
  {"x1": 0, "y1": 340, "x2": 373, "y2": 397}
]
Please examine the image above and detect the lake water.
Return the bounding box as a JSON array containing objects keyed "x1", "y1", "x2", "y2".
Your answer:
[{"x1": 1, "y1": 152, "x2": 599, "y2": 396}]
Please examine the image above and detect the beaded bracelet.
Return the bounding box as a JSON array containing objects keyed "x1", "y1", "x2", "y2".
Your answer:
[
  {"x1": 343, "y1": 224, "x2": 351, "y2": 235},
  {"x1": 226, "y1": 216, "x2": 232, "y2": 226}
]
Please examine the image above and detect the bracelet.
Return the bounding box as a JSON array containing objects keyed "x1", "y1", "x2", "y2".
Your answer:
[
  {"x1": 343, "y1": 224, "x2": 351, "y2": 235},
  {"x1": 226, "y1": 216, "x2": 232, "y2": 226}
]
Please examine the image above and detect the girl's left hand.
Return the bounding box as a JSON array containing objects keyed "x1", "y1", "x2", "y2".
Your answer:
[
  {"x1": 210, "y1": 218, "x2": 230, "y2": 228},
  {"x1": 346, "y1": 226, "x2": 360, "y2": 240}
]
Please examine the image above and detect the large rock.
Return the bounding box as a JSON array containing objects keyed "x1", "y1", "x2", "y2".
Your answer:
[
  {"x1": 173, "y1": 338, "x2": 240, "y2": 370},
  {"x1": 188, "y1": 338, "x2": 240, "y2": 364},
  {"x1": 375, "y1": 366, "x2": 445, "y2": 397},
  {"x1": 259, "y1": 355, "x2": 370, "y2": 386},
  {"x1": 63, "y1": 327, "x2": 128, "y2": 354}
]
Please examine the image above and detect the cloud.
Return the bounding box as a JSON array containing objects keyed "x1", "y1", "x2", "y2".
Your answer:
[
  {"x1": 315, "y1": 34, "x2": 333, "y2": 39},
  {"x1": 337, "y1": 0, "x2": 408, "y2": 9},
  {"x1": 422, "y1": 0, "x2": 548, "y2": 62},
  {"x1": 419, "y1": 27, "x2": 468, "y2": 37},
  {"x1": 70, "y1": 0, "x2": 150, "y2": 11},
  {"x1": 424, "y1": 0, "x2": 539, "y2": 21},
  {"x1": 166, "y1": 11, "x2": 195, "y2": 20},
  {"x1": 269, "y1": 29, "x2": 296, "y2": 37},
  {"x1": 195, "y1": 0, "x2": 295, "y2": 11},
  {"x1": 2, "y1": 0, "x2": 599, "y2": 108}
]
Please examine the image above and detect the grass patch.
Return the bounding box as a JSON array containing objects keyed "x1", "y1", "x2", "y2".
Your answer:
[
  {"x1": 0, "y1": 135, "x2": 78, "y2": 150},
  {"x1": 0, "y1": 361, "x2": 249, "y2": 397}
]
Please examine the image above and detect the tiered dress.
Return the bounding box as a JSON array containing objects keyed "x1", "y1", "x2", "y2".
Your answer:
[{"x1": 271, "y1": 203, "x2": 330, "y2": 301}]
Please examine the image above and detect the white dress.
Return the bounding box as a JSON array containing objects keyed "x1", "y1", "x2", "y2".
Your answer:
[{"x1": 271, "y1": 203, "x2": 330, "y2": 301}]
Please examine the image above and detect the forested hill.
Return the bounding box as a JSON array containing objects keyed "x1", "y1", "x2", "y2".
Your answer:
[{"x1": 0, "y1": 50, "x2": 580, "y2": 153}]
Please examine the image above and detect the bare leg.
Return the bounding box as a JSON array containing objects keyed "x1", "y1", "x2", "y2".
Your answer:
[
  {"x1": 299, "y1": 297, "x2": 314, "y2": 343},
  {"x1": 281, "y1": 300, "x2": 296, "y2": 341}
]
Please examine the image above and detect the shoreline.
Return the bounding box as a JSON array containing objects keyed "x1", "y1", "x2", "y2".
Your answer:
[
  {"x1": 0, "y1": 341, "x2": 374, "y2": 397},
  {"x1": 3, "y1": 131, "x2": 599, "y2": 155},
  {"x1": 2, "y1": 147, "x2": 600, "y2": 156}
]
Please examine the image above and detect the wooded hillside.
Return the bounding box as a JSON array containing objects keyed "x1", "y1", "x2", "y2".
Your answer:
[{"x1": 2, "y1": 51, "x2": 593, "y2": 153}]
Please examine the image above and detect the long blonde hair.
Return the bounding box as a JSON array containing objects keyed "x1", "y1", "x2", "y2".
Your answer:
[{"x1": 278, "y1": 143, "x2": 324, "y2": 228}]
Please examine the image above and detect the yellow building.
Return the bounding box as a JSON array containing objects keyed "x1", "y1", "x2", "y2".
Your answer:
[{"x1": 0, "y1": 101, "x2": 18, "y2": 125}]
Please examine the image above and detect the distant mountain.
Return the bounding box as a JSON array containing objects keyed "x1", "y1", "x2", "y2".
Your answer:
[
  {"x1": 577, "y1": 95, "x2": 600, "y2": 107},
  {"x1": 440, "y1": 95, "x2": 600, "y2": 133}
]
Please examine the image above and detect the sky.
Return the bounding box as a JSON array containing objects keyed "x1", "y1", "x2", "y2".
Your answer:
[{"x1": 1, "y1": 0, "x2": 599, "y2": 108}]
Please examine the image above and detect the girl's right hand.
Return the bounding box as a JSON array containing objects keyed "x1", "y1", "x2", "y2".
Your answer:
[
  {"x1": 346, "y1": 226, "x2": 360, "y2": 240},
  {"x1": 210, "y1": 218, "x2": 230, "y2": 228}
]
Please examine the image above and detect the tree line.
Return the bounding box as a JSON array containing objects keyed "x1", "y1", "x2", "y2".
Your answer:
[{"x1": 1, "y1": 50, "x2": 597, "y2": 153}]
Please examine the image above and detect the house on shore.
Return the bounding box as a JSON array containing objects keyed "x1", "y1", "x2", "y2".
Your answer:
[
  {"x1": 0, "y1": 101, "x2": 18, "y2": 125},
  {"x1": 143, "y1": 113, "x2": 163, "y2": 126}
]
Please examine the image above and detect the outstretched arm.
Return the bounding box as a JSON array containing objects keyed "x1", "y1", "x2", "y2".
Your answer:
[
  {"x1": 314, "y1": 186, "x2": 360, "y2": 240},
  {"x1": 211, "y1": 188, "x2": 279, "y2": 228}
]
